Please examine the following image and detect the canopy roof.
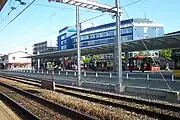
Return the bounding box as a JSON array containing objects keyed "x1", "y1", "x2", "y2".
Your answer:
[{"x1": 26, "y1": 33, "x2": 180, "y2": 59}]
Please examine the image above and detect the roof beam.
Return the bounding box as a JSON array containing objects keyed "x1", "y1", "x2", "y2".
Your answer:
[{"x1": 49, "y1": 0, "x2": 122, "y2": 13}]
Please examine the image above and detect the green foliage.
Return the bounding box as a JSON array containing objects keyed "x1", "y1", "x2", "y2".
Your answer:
[
  {"x1": 92, "y1": 55, "x2": 101, "y2": 62},
  {"x1": 47, "y1": 62, "x2": 54, "y2": 68},
  {"x1": 138, "y1": 51, "x2": 145, "y2": 56},
  {"x1": 83, "y1": 57, "x2": 91, "y2": 64},
  {"x1": 160, "y1": 49, "x2": 172, "y2": 60},
  {"x1": 138, "y1": 51, "x2": 151, "y2": 57}
]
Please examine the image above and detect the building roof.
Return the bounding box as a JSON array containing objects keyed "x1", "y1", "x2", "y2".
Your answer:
[
  {"x1": 8, "y1": 51, "x2": 32, "y2": 56},
  {"x1": 166, "y1": 31, "x2": 180, "y2": 35},
  {"x1": 26, "y1": 32, "x2": 180, "y2": 59}
]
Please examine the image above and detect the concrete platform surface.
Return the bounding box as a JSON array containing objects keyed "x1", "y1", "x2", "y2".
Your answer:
[{"x1": 0, "y1": 100, "x2": 20, "y2": 120}]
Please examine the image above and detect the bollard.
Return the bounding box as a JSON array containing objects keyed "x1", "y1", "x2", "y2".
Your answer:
[
  {"x1": 96, "y1": 73, "x2": 98, "y2": 77},
  {"x1": 74, "y1": 71, "x2": 77, "y2": 76},
  {"x1": 84, "y1": 72, "x2": 86, "y2": 77},
  {"x1": 59, "y1": 71, "x2": 61, "y2": 75},
  {"x1": 126, "y1": 73, "x2": 129, "y2": 79},
  {"x1": 47, "y1": 71, "x2": 48, "y2": 74},
  {"x1": 110, "y1": 73, "x2": 112, "y2": 78},
  {"x1": 172, "y1": 75, "x2": 174, "y2": 82},
  {"x1": 147, "y1": 74, "x2": 149, "y2": 80},
  {"x1": 42, "y1": 71, "x2": 43, "y2": 74},
  {"x1": 66, "y1": 72, "x2": 68, "y2": 76}
]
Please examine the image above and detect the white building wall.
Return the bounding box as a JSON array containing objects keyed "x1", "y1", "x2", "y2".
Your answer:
[
  {"x1": 8, "y1": 52, "x2": 31, "y2": 64},
  {"x1": 7, "y1": 51, "x2": 32, "y2": 70},
  {"x1": 47, "y1": 39, "x2": 57, "y2": 47}
]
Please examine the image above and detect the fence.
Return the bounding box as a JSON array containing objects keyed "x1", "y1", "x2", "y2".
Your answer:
[{"x1": 2, "y1": 69, "x2": 180, "y2": 91}]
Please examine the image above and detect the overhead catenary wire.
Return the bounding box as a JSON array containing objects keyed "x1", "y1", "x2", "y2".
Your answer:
[
  {"x1": 0, "y1": 0, "x2": 36, "y2": 33},
  {"x1": 18, "y1": 9, "x2": 106, "y2": 48},
  {"x1": 121, "y1": 0, "x2": 144, "y2": 8},
  {"x1": 0, "y1": 0, "x2": 17, "y2": 25},
  {"x1": 28, "y1": 3, "x2": 100, "y2": 14},
  {"x1": 122, "y1": 7, "x2": 171, "y2": 90}
]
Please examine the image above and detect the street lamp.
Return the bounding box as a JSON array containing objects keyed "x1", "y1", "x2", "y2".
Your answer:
[{"x1": 49, "y1": 0, "x2": 125, "y2": 92}]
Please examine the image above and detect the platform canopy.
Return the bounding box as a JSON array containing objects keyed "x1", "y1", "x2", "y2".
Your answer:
[
  {"x1": 0, "y1": 0, "x2": 7, "y2": 11},
  {"x1": 26, "y1": 33, "x2": 180, "y2": 59}
]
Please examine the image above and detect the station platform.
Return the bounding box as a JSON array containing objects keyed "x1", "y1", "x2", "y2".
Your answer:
[{"x1": 0, "y1": 100, "x2": 20, "y2": 120}]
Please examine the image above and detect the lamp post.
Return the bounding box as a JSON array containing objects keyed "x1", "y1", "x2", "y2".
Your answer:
[
  {"x1": 49, "y1": 0, "x2": 124, "y2": 92},
  {"x1": 115, "y1": 0, "x2": 125, "y2": 92}
]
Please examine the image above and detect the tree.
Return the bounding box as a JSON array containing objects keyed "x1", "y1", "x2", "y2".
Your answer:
[
  {"x1": 160, "y1": 49, "x2": 172, "y2": 60},
  {"x1": 83, "y1": 57, "x2": 91, "y2": 64},
  {"x1": 92, "y1": 55, "x2": 101, "y2": 62},
  {"x1": 138, "y1": 51, "x2": 145, "y2": 56}
]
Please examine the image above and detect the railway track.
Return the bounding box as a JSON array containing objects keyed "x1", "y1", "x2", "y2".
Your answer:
[
  {"x1": 0, "y1": 91, "x2": 40, "y2": 120},
  {"x1": 0, "y1": 73, "x2": 180, "y2": 120},
  {"x1": 0, "y1": 79, "x2": 96, "y2": 120}
]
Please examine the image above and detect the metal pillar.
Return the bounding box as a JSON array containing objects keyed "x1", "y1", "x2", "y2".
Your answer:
[
  {"x1": 37, "y1": 51, "x2": 40, "y2": 70},
  {"x1": 115, "y1": 0, "x2": 125, "y2": 93},
  {"x1": 76, "y1": 6, "x2": 81, "y2": 86},
  {"x1": 62, "y1": 57, "x2": 66, "y2": 71},
  {"x1": 125, "y1": 52, "x2": 128, "y2": 70}
]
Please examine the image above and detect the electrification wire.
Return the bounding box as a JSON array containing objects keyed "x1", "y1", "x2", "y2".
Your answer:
[
  {"x1": 80, "y1": 13, "x2": 104, "y2": 24},
  {"x1": 121, "y1": 0, "x2": 144, "y2": 8},
  {"x1": 0, "y1": 0, "x2": 35, "y2": 33},
  {"x1": 28, "y1": 3, "x2": 100, "y2": 14},
  {"x1": 27, "y1": 12, "x2": 105, "y2": 49},
  {"x1": 0, "y1": 1, "x2": 17, "y2": 25},
  {"x1": 16, "y1": 12, "x2": 58, "y2": 47},
  {"x1": 21, "y1": 9, "x2": 106, "y2": 47},
  {"x1": 122, "y1": 7, "x2": 171, "y2": 90}
]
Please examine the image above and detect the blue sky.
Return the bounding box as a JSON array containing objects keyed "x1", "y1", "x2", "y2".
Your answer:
[{"x1": 0, "y1": 0, "x2": 180, "y2": 53}]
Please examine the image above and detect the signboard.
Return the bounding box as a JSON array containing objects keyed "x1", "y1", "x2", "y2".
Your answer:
[{"x1": 0, "y1": 0, "x2": 7, "y2": 11}]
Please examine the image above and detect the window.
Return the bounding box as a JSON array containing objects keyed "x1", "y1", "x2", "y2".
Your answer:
[
  {"x1": 127, "y1": 35, "x2": 132, "y2": 40},
  {"x1": 81, "y1": 35, "x2": 88, "y2": 40},
  {"x1": 144, "y1": 27, "x2": 148, "y2": 33},
  {"x1": 108, "y1": 39, "x2": 113, "y2": 43},
  {"x1": 96, "y1": 33, "x2": 101, "y2": 38},
  {"x1": 102, "y1": 32, "x2": 107, "y2": 37},
  {"x1": 73, "y1": 44, "x2": 77, "y2": 48},
  {"x1": 12, "y1": 57, "x2": 15, "y2": 60},
  {"x1": 88, "y1": 41, "x2": 94, "y2": 45},
  {"x1": 122, "y1": 35, "x2": 133, "y2": 41},
  {"x1": 94, "y1": 40, "x2": 100, "y2": 44},
  {"x1": 108, "y1": 31, "x2": 115, "y2": 36},
  {"x1": 72, "y1": 38, "x2": 77, "y2": 43},
  {"x1": 89, "y1": 34, "x2": 96, "y2": 39},
  {"x1": 121, "y1": 29, "x2": 127, "y2": 34},
  {"x1": 61, "y1": 34, "x2": 66, "y2": 39},
  {"x1": 61, "y1": 40, "x2": 66, "y2": 45},
  {"x1": 127, "y1": 28, "x2": 132, "y2": 33},
  {"x1": 121, "y1": 27, "x2": 132, "y2": 34},
  {"x1": 61, "y1": 45, "x2": 67, "y2": 50},
  {"x1": 82, "y1": 42, "x2": 88, "y2": 46},
  {"x1": 101, "y1": 39, "x2": 108, "y2": 44}
]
